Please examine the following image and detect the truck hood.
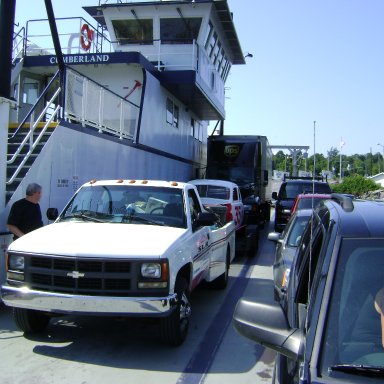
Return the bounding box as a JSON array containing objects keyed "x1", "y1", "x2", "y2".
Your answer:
[{"x1": 8, "y1": 222, "x2": 186, "y2": 258}]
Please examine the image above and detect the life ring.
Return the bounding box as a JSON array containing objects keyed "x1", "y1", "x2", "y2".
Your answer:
[{"x1": 80, "y1": 24, "x2": 94, "y2": 51}]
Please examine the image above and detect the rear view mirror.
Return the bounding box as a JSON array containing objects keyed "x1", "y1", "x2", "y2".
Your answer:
[
  {"x1": 46, "y1": 208, "x2": 58, "y2": 221},
  {"x1": 193, "y1": 211, "x2": 217, "y2": 229}
]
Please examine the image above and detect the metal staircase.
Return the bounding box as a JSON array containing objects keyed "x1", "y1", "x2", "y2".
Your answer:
[
  {"x1": 6, "y1": 122, "x2": 58, "y2": 202},
  {"x1": 6, "y1": 71, "x2": 62, "y2": 202}
]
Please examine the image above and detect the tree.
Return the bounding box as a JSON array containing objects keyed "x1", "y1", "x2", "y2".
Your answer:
[
  {"x1": 331, "y1": 175, "x2": 381, "y2": 197},
  {"x1": 272, "y1": 147, "x2": 383, "y2": 179}
]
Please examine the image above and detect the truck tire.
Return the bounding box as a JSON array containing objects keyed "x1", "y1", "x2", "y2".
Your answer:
[
  {"x1": 211, "y1": 249, "x2": 230, "y2": 289},
  {"x1": 13, "y1": 308, "x2": 50, "y2": 333},
  {"x1": 160, "y1": 277, "x2": 191, "y2": 346}
]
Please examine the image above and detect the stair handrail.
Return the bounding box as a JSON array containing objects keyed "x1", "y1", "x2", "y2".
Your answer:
[
  {"x1": 6, "y1": 104, "x2": 61, "y2": 185},
  {"x1": 7, "y1": 86, "x2": 61, "y2": 166},
  {"x1": 9, "y1": 70, "x2": 61, "y2": 141}
]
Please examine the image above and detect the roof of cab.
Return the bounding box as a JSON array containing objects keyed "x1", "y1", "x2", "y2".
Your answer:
[
  {"x1": 81, "y1": 179, "x2": 188, "y2": 189},
  {"x1": 189, "y1": 179, "x2": 239, "y2": 188}
]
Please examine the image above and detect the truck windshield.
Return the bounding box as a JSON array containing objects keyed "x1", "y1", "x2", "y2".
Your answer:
[
  {"x1": 60, "y1": 185, "x2": 187, "y2": 228},
  {"x1": 206, "y1": 141, "x2": 257, "y2": 186},
  {"x1": 206, "y1": 165, "x2": 253, "y2": 185},
  {"x1": 281, "y1": 183, "x2": 331, "y2": 199}
]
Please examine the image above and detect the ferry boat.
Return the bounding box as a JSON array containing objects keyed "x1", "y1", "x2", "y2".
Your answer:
[{"x1": 0, "y1": 0, "x2": 245, "y2": 236}]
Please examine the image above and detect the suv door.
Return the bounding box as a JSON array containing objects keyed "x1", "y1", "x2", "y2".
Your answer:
[{"x1": 275, "y1": 213, "x2": 330, "y2": 383}]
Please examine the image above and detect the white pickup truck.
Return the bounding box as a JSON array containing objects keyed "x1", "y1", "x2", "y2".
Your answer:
[
  {"x1": 1, "y1": 179, "x2": 235, "y2": 346},
  {"x1": 189, "y1": 179, "x2": 259, "y2": 256}
]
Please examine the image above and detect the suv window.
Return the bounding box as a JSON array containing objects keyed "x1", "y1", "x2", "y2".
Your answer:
[
  {"x1": 320, "y1": 239, "x2": 384, "y2": 375},
  {"x1": 295, "y1": 222, "x2": 324, "y2": 306}
]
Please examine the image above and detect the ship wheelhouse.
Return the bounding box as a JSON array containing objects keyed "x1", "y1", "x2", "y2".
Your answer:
[{"x1": 83, "y1": 0, "x2": 245, "y2": 120}]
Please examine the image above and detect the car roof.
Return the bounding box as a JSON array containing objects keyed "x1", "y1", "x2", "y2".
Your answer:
[
  {"x1": 189, "y1": 179, "x2": 239, "y2": 188},
  {"x1": 320, "y1": 196, "x2": 384, "y2": 238},
  {"x1": 284, "y1": 179, "x2": 328, "y2": 185}
]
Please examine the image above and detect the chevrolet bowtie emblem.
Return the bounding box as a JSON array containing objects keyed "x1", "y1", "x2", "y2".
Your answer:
[{"x1": 67, "y1": 271, "x2": 85, "y2": 279}]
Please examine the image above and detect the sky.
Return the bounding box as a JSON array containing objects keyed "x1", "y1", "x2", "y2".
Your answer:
[{"x1": 14, "y1": 0, "x2": 384, "y2": 156}]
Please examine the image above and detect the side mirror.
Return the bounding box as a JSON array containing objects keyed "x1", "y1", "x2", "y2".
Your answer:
[
  {"x1": 46, "y1": 208, "x2": 59, "y2": 221},
  {"x1": 267, "y1": 232, "x2": 281, "y2": 242},
  {"x1": 272, "y1": 192, "x2": 278, "y2": 200},
  {"x1": 233, "y1": 297, "x2": 304, "y2": 360},
  {"x1": 193, "y1": 211, "x2": 216, "y2": 228}
]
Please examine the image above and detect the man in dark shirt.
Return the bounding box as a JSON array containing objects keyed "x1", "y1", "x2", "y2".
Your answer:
[{"x1": 7, "y1": 183, "x2": 43, "y2": 240}]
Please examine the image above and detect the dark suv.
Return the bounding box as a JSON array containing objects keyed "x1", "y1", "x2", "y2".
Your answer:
[
  {"x1": 272, "y1": 178, "x2": 332, "y2": 232},
  {"x1": 234, "y1": 194, "x2": 384, "y2": 383}
]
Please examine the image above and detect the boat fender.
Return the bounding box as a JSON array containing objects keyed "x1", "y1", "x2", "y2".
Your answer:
[{"x1": 80, "y1": 24, "x2": 94, "y2": 51}]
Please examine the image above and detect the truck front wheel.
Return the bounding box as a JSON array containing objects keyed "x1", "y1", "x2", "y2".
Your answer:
[
  {"x1": 13, "y1": 308, "x2": 50, "y2": 333},
  {"x1": 160, "y1": 277, "x2": 191, "y2": 346}
]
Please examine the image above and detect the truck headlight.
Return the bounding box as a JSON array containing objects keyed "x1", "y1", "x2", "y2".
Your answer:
[
  {"x1": 139, "y1": 262, "x2": 168, "y2": 289},
  {"x1": 7, "y1": 254, "x2": 25, "y2": 282},
  {"x1": 8, "y1": 255, "x2": 25, "y2": 270},
  {"x1": 141, "y1": 263, "x2": 161, "y2": 278}
]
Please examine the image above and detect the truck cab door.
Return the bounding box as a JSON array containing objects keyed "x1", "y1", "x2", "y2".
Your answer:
[{"x1": 187, "y1": 189, "x2": 211, "y2": 289}]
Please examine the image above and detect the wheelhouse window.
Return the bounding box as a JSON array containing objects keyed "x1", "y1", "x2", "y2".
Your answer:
[
  {"x1": 112, "y1": 19, "x2": 153, "y2": 45},
  {"x1": 208, "y1": 32, "x2": 218, "y2": 58},
  {"x1": 204, "y1": 21, "x2": 214, "y2": 49},
  {"x1": 212, "y1": 41, "x2": 221, "y2": 65},
  {"x1": 203, "y1": 21, "x2": 232, "y2": 81},
  {"x1": 160, "y1": 17, "x2": 202, "y2": 44}
]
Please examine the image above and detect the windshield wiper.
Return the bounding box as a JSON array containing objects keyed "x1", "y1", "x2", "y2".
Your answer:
[
  {"x1": 67, "y1": 211, "x2": 106, "y2": 223},
  {"x1": 329, "y1": 364, "x2": 384, "y2": 378},
  {"x1": 122, "y1": 210, "x2": 165, "y2": 226}
]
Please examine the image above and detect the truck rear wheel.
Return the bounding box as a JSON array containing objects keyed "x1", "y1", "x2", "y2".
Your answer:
[
  {"x1": 13, "y1": 308, "x2": 50, "y2": 333},
  {"x1": 160, "y1": 277, "x2": 191, "y2": 346}
]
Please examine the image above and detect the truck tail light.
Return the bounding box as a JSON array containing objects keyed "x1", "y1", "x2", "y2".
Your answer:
[{"x1": 224, "y1": 204, "x2": 233, "y2": 221}]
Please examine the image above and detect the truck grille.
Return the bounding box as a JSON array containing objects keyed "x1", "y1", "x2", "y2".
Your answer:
[{"x1": 22, "y1": 255, "x2": 147, "y2": 296}]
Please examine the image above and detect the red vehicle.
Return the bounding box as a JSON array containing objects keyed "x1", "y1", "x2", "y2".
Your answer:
[{"x1": 290, "y1": 193, "x2": 332, "y2": 214}]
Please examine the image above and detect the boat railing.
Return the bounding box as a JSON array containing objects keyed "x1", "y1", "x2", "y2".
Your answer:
[
  {"x1": 142, "y1": 39, "x2": 198, "y2": 71},
  {"x1": 23, "y1": 18, "x2": 204, "y2": 72},
  {"x1": 64, "y1": 68, "x2": 140, "y2": 140},
  {"x1": 25, "y1": 17, "x2": 113, "y2": 56}
]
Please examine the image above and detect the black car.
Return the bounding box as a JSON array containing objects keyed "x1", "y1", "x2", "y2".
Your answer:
[
  {"x1": 268, "y1": 208, "x2": 312, "y2": 303},
  {"x1": 272, "y1": 178, "x2": 332, "y2": 232},
  {"x1": 234, "y1": 194, "x2": 384, "y2": 383}
]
